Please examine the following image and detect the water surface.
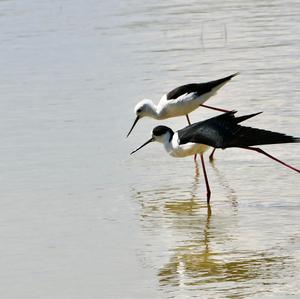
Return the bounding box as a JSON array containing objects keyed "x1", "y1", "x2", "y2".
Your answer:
[{"x1": 0, "y1": 0, "x2": 299, "y2": 298}]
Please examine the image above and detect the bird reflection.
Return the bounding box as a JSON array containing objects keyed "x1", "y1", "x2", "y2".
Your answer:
[
  {"x1": 157, "y1": 212, "x2": 289, "y2": 298},
  {"x1": 132, "y1": 169, "x2": 290, "y2": 297},
  {"x1": 157, "y1": 214, "x2": 285, "y2": 290},
  {"x1": 134, "y1": 162, "x2": 209, "y2": 228}
]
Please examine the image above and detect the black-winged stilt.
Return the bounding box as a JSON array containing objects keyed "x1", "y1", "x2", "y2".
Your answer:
[
  {"x1": 130, "y1": 111, "x2": 299, "y2": 203},
  {"x1": 126, "y1": 72, "x2": 238, "y2": 140}
]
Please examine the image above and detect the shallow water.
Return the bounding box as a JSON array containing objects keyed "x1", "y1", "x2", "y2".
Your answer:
[{"x1": 0, "y1": 0, "x2": 299, "y2": 298}]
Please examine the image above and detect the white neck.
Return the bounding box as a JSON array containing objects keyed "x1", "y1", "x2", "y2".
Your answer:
[
  {"x1": 156, "y1": 133, "x2": 174, "y2": 153},
  {"x1": 163, "y1": 138, "x2": 174, "y2": 154},
  {"x1": 144, "y1": 101, "x2": 160, "y2": 119}
]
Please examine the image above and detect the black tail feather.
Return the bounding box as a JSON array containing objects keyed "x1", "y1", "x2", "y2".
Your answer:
[
  {"x1": 225, "y1": 126, "x2": 300, "y2": 148},
  {"x1": 235, "y1": 112, "x2": 263, "y2": 124},
  {"x1": 179, "y1": 111, "x2": 299, "y2": 149},
  {"x1": 208, "y1": 110, "x2": 262, "y2": 125},
  {"x1": 210, "y1": 72, "x2": 239, "y2": 87}
]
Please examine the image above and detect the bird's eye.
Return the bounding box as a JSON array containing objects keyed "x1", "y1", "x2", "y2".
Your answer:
[{"x1": 137, "y1": 108, "x2": 142, "y2": 113}]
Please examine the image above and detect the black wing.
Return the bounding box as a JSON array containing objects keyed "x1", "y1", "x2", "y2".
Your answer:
[
  {"x1": 166, "y1": 73, "x2": 238, "y2": 100},
  {"x1": 178, "y1": 111, "x2": 241, "y2": 147},
  {"x1": 178, "y1": 111, "x2": 299, "y2": 148}
]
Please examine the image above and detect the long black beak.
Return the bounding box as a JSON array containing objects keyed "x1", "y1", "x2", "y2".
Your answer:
[
  {"x1": 130, "y1": 137, "x2": 154, "y2": 155},
  {"x1": 126, "y1": 116, "x2": 140, "y2": 138}
]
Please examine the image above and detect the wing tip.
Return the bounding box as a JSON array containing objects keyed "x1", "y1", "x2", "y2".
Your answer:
[
  {"x1": 294, "y1": 137, "x2": 300, "y2": 143},
  {"x1": 227, "y1": 72, "x2": 240, "y2": 80},
  {"x1": 232, "y1": 72, "x2": 240, "y2": 77}
]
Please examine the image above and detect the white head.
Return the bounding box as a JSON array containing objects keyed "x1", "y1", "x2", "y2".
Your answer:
[
  {"x1": 134, "y1": 99, "x2": 155, "y2": 118},
  {"x1": 130, "y1": 126, "x2": 174, "y2": 155},
  {"x1": 126, "y1": 99, "x2": 156, "y2": 137}
]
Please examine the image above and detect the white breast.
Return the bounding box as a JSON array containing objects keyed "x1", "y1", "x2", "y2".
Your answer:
[
  {"x1": 157, "y1": 93, "x2": 199, "y2": 119},
  {"x1": 164, "y1": 132, "x2": 209, "y2": 158}
]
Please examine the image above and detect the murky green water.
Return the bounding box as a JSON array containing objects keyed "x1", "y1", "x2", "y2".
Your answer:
[{"x1": 0, "y1": 0, "x2": 299, "y2": 298}]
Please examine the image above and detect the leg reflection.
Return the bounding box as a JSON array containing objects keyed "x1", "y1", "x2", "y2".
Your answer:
[
  {"x1": 131, "y1": 174, "x2": 287, "y2": 296},
  {"x1": 209, "y1": 160, "x2": 238, "y2": 209},
  {"x1": 194, "y1": 159, "x2": 200, "y2": 177}
]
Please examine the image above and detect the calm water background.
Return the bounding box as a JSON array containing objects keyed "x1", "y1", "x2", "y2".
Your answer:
[{"x1": 0, "y1": 0, "x2": 299, "y2": 298}]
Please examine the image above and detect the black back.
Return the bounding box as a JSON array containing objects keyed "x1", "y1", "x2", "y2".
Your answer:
[
  {"x1": 166, "y1": 73, "x2": 238, "y2": 100},
  {"x1": 178, "y1": 111, "x2": 299, "y2": 148}
]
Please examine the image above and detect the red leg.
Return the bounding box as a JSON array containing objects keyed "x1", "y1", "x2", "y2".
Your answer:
[
  {"x1": 209, "y1": 148, "x2": 216, "y2": 161},
  {"x1": 242, "y1": 147, "x2": 300, "y2": 174},
  {"x1": 200, "y1": 154, "x2": 211, "y2": 203},
  {"x1": 185, "y1": 114, "x2": 191, "y2": 125},
  {"x1": 201, "y1": 104, "x2": 230, "y2": 113},
  {"x1": 186, "y1": 115, "x2": 198, "y2": 161}
]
